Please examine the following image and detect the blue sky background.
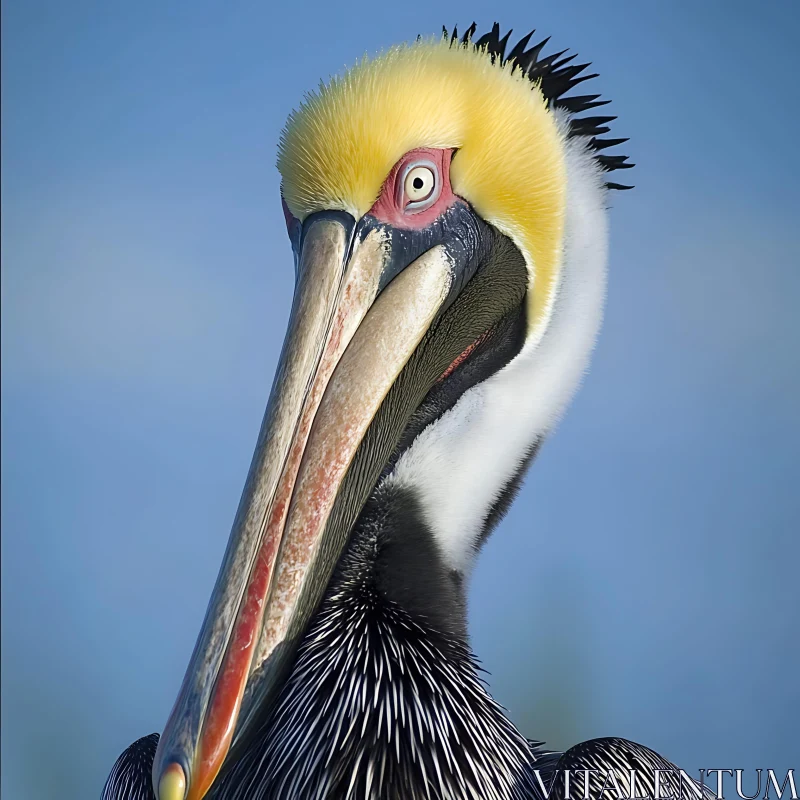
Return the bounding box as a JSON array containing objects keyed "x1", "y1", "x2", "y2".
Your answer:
[{"x1": 2, "y1": 2, "x2": 798, "y2": 798}]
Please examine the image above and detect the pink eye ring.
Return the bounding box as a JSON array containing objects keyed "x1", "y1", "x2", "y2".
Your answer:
[{"x1": 368, "y1": 147, "x2": 455, "y2": 228}]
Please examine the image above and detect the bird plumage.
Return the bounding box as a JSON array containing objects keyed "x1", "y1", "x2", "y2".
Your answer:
[
  {"x1": 103, "y1": 734, "x2": 160, "y2": 800},
  {"x1": 102, "y1": 23, "x2": 702, "y2": 800},
  {"x1": 213, "y1": 486, "x2": 553, "y2": 799}
]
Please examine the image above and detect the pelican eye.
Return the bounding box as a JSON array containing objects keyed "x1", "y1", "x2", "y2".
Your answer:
[
  {"x1": 400, "y1": 161, "x2": 440, "y2": 213},
  {"x1": 405, "y1": 166, "x2": 435, "y2": 200}
]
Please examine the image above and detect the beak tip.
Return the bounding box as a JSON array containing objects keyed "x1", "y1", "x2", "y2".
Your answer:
[{"x1": 157, "y1": 762, "x2": 187, "y2": 800}]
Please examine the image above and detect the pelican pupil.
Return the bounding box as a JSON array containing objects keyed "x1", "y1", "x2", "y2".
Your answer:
[{"x1": 413, "y1": 177, "x2": 424, "y2": 189}]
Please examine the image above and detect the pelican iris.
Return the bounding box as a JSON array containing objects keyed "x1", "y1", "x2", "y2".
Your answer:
[{"x1": 103, "y1": 24, "x2": 699, "y2": 800}]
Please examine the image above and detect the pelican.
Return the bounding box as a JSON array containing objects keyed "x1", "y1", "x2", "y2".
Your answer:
[{"x1": 103, "y1": 24, "x2": 702, "y2": 800}]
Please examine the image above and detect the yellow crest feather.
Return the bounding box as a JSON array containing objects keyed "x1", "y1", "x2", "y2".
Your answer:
[{"x1": 278, "y1": 37, "x2": 567, "y2": 340}]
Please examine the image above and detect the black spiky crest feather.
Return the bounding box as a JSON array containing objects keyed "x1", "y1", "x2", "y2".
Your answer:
[{"x1": 444, "y1": 22, "x2": 634, "y2": 190}]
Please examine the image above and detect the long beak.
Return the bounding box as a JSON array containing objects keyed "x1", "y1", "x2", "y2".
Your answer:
[{"x1": 152, "y1": 212, "x2": 454, "y2": 800}]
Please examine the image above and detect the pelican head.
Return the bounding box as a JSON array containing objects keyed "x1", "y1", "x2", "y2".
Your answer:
[{"x1": 138, "y1": 24, "x2": 632, "y2": 800}]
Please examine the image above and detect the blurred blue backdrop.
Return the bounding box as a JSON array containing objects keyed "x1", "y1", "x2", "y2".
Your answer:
[{"x1": 2, "y1": 2, "x2": 798, "y2": 798}]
